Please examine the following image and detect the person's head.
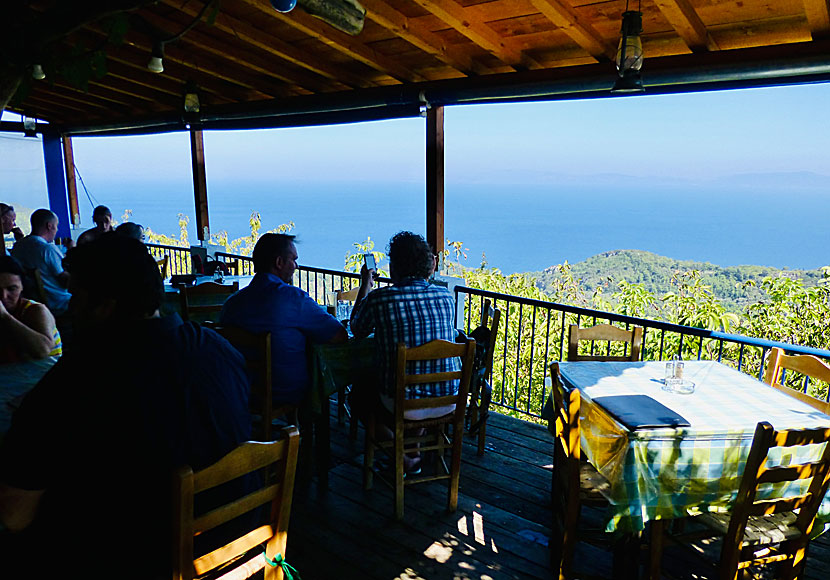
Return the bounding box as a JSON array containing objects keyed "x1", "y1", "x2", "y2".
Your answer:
[
  {"x1": 115, "y1": 222, "x2": 145, "y2": 242},
  {"x1": 0, "y1": 203, "x2": 17, "y2": 235},
  {"x1": 92, "y1": 206, "x2": 113, "y2": 232},
  {"x1": 64, "y1": 235, "x2": 163, "y2": 324},
  {"x1": 252, "y1": 233, "x2": 298, "y2": 283},
  {"x1": 387, "y1": 231, "x2": 434, "y2": 283},
  {"x1": 0, "y1": 255, "x2": 25, "y2": 312},
  {"x1": 30, "y1": 209, "x2": 59, "y2": 242}
]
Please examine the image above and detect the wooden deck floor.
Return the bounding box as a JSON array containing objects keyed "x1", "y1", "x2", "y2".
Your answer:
[{"x1": 285, "y1": 407, "x2": 830, "y2": 580}]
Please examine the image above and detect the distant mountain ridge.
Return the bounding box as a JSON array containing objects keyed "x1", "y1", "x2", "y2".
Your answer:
[{"x1": 529, "y1": 249, "x2": 828, "y2": 312}]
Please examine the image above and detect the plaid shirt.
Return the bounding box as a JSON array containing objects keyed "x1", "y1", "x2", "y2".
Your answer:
[{"x1": 351, "y1": 277, "x2": 460, "y2": 399}]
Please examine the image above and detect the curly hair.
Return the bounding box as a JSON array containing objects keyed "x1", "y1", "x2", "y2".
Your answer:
[{"x1": 388, "y1": 231, "x2": 434, "y2": 281}]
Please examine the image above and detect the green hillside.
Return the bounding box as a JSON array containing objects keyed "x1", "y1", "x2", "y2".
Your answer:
[{"x1": 529, "y1": 249, "x2": 828, "y2": 312}]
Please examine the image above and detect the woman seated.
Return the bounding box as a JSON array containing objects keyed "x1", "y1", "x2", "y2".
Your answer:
[{"x1": 0, "y1": 256, "x2": 62, "y2": 363}]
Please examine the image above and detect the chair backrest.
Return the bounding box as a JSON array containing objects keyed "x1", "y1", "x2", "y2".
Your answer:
[
  {"x1": 721, "y1": 421, "x2": 830, "y2": 572},
  {"x1": 567, "y1": 323, "x2": 643, "y2": 362},
  {"x1": 478, "y1": 299, "x2": 501, "y2": 378},
  {"x1": 23, "y1": 267, "x2": 49, "y2": 304},
  {"x1": 157, "y1": 256, "x2": 169, "y2": 279},
  {"x1": 394, "y1": 338, "x2": 476, "y2": 423},
  {"x1": 178, "y1": 281, "x2": 239, "y2": 322},
  {"x1": 214, "y1": 325, "x2": 275, "y2": 440},
  {"x1": 336, "y1": 287, "x2": 360, "y2": 302},
  {"x1": 763, "y1": 347, "x2": 830, "y2": 414},
  {"x1": 173, "y1": 427, "x2": 300, "y2": 580}
]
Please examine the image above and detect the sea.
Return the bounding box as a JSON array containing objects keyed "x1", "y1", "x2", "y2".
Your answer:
[{"x1": 74, "y1": 176, "x2": 830, "y2": 274}]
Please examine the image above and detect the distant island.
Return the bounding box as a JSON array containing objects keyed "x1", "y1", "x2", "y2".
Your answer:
[{"x1": 529, "y1": 249, "x2": 829, "y2": 313}]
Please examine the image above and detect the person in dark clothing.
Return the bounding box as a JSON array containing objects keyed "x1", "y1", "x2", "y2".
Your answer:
[{"x1": 0, "y1": 236, "x2": 252, "y2": 580}]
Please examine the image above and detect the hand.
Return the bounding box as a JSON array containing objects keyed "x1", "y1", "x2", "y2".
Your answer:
[
  {"x1": 11, "y1": 226, "x2": 24, "y2": 241},
  {"x1": 359, "y1": 264, "x2": 376, "y2": 289}
]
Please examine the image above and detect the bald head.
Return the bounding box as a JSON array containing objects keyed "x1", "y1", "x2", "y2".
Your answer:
[{"x1": 30, "y1": 209, "x2": 59, "y2": 241}]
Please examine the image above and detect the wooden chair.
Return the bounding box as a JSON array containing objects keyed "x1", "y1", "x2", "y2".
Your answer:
[
  {"x1": 548, "y1": 362, "x2": 611, "y2": 580},
  {"x1": 763, "y1": 347, "x2": 830, "y2": 414},
  {"x1": 692, "y1": 421, "x2": 830, "y2": 580},
  {"x1": 213, "y1": 325, "x2": 299, "y2": 441},
  {"x1": 178, "y1": 281, "x2": 239, "y2": 322},
  {"x1": 172, "y1": 427, "x2": 300, "y2": 580},
  {"x1": 335, "y1": 286, "x2": 359, "y2": 302},
  {"x1": 363, "y1": 338, "x2": 476, "y2": 520},
  {"x1": 567, "y1": 323, "x2": 643, "y2": 362},
  {"x1": 157, "y1": 255, "x2": 169, "y2": 279},
  {"x1": 466, "y1": 299, "x2": 502, "y2": 455}
]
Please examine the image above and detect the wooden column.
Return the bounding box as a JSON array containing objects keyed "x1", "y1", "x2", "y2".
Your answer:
[
  {"x1": 189, "y1": 128, "x2": 210, "y2": 242},
  {"x1": 62, "y1": 135, "x2": 80, "y2": 226},
  {"x1": 426, "y1": 106, "x2": 444, "y2": 255}
]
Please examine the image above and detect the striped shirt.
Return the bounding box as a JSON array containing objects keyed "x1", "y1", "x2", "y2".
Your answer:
[{"x1": 350, "y1": 277, "x2": 460, "y2": 400}]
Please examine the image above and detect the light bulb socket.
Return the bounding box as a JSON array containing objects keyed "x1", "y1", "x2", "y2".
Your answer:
[
  {"x1": 611, "y1": 71, "x2": 645, "y2": 93},
  {"x1": 23, "y1": 117, "x2": 37, "y2": 137},
  {"x1": 148, "y1": 42, "x2": 165, "y2": 73},
  {"x1": 620, "y1": 11, "x2": 643, "y2": 37},
  {"x1": 32, "y1": 64, "x2": 46, "y2": 80}
]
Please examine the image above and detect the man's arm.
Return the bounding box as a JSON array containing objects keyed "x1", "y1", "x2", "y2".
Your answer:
[
  {"x1": 352, "y1": 263, "x2": 375, "y2": 312},
  {"x1": 0, "y1": 484, "x2": 44, "y2": 532}
]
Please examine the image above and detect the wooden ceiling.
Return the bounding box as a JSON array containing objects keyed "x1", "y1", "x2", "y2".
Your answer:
[{"x1": 6, "y1": 0, "x2": 830, "y2": 135}]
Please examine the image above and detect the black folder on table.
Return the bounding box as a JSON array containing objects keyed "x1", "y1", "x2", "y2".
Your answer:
[{"x1": 591, "y1": 394, "x2": 690, "y2": 431}]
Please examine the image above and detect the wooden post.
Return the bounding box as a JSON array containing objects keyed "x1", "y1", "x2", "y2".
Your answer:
[
  {"x1": 426, "y1": 106, "x2": 444, "y2": 256},
  {"x1": 62, "y1": 135, "x2": 80, "y2": 227},
  {"x1": 189, "y1": 128, "x2": 210, "y2": 242}
]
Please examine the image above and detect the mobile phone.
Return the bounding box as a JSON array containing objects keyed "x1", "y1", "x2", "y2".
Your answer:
[{"x1": 364, "y1": 253, "x2": 376, "y2": 271}]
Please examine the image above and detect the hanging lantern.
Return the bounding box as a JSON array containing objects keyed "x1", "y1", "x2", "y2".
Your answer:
[{"x1": 612, "y1": 10, "x2": 645, "y2": 93}]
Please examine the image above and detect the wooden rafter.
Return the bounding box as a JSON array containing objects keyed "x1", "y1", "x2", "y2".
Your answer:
[
  {"x1": 654, "y1": 0, "x2": 719, "y2": 52},
  {"x1": 529, "y1": 0, "x2": 612, "y2": 61},
  {"x1": 165, "y1": 0, "x2": 370, "y2": 89},
  {"x1": 140, "y1": 11, "x2": 326, "y2": 95},
  {"x1": 361, "y1": 0, "x2": 484, "y2": 75},
  {"x1": 240, "y1": 0, "x2": 424, "y2": 83},
  {"x1": 803, "y1": 0, "x2": 830, "y2": 39},
  {"x1": 411, "y1": 0, "x2": 541, "y2": 70}
]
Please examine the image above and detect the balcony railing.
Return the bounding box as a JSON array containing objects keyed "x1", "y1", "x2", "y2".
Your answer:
[{"x1": 149, "y1": 243, "x2": 830, "y2": 421}]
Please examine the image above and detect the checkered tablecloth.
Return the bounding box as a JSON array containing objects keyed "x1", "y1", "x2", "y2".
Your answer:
[{"x1": 556, "y1": 361, "x2": 830, "y2": 534}]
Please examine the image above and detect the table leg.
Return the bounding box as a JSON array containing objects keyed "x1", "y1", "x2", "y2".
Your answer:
[
  {"x1": 315, "y1": 402, "x2": 330, "y2": 489},
  {"x1": 612, "y1": 532, "x2": 642, "y2": 580}
]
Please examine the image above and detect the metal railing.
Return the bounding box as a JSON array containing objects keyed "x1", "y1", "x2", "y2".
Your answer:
[
  {"x1": 453, "y1": 285, "x2": 830, "y2": 420},
  {"x1": 147, "y1": 243, "x2": 830, "y2": 421}
]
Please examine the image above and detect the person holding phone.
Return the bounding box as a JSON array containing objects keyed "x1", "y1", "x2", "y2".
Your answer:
[{"x1": 349, "y1": 231, "x2": 459, "y2": 474}]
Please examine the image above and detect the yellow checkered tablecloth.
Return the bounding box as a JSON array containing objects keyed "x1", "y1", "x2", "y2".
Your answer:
[{"x1": 556, "y1": 361, "x2": 830, "y2": 534}]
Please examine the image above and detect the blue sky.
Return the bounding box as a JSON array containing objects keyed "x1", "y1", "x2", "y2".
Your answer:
[{"x1": 7, "y1": 80, "x2": 823, "y2": 189}]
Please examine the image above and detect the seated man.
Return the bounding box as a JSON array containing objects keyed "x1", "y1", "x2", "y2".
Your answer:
[
  {"x1": 221, "y1": 233, "x2": 347, "y2": 405},
  {"x1": 76, "y1": 205, "x2": 113, "y2": 245},
  {"x1": 115, "y1": 221, "x2": 144, "y2": 241},
  {"x1": 349, "y1": 231, "x2": 461, "y2": 471},
  {"x1": 10, "y1": 209, "x2": 71, "y2": 315},
  {"x1": 0, "y1": 236, "x2": 252, "y2": 580}
]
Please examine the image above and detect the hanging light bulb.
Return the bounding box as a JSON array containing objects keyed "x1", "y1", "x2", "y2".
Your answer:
[
  {"x1": 612, "y1": 9, "x2": 645, "y2": 93},
  {"x1": 270, "y1": 0, "x2": 297, "y2": 13},
  {"x1": 147, "y1": 42, "x2": 165, "y2": 73},
  {"x1": 23, "y1": 116, "x2": 37, "y2": 138},
  {"x1": 32, "y1": 64, "x2": 46, "y2": 80}
]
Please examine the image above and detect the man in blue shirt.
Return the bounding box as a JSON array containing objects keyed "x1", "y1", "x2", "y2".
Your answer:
[
  {"x1": 11, "y1": 209, "x2": 71, "y2": 315},
  {"x1": 221, "y1": 233, "x2": 347, "y2": 405}
]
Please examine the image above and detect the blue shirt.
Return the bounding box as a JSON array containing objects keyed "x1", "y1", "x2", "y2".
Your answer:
[
  {"x1": 220, "y1": 272, "x2": 344, "y2": 405},
  {"x1": 11, "y1": 235, "x2": 71, "y2": 315},
  {"x1": 350, "y1": 277, "x2": 461, "y2": 399}
]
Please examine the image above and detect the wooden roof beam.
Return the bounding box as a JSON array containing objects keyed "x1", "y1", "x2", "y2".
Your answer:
[
  {"x1": 361, "y1": 0, "x2": 484, "y2": 75},
  {"x1": 655, "y1": 0, "x2": 719, "y2": 52},
  {"x1": 240, "y1": 0, "x2": 424, "y2": 83},
  {"x1": 803, "y1": 0, "x2": 830, "y2": 39},
  {"x1": 411, "y1": 0, "x2": 542, "y2": 70},
  {"x1": 529, "y1": 0, "x2": 613, "y2": 61},
  {"x1": 140, "y1": 11, "x2": 325, "y2": 95},
  {"x1": 164, "y1": 0, "x2": 369, "y2": 89}
]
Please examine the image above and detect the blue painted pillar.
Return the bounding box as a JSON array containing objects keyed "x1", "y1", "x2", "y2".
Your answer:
[{"x1": 42, "y1": 133, "x2": 71, "y2": 238}]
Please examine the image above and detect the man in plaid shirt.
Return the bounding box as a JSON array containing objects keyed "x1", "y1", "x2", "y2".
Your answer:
[{"x1": 350, "y1": 232, "x2": 461, "y2": 468}]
